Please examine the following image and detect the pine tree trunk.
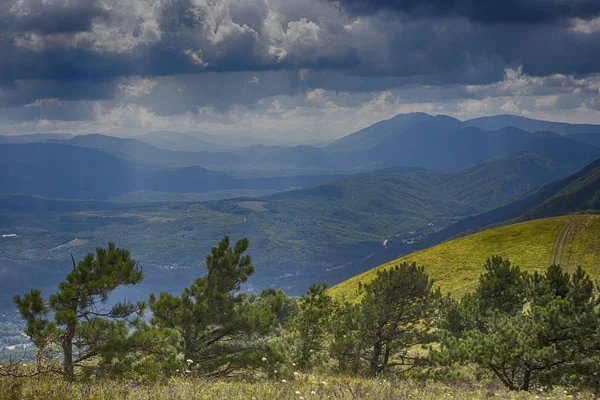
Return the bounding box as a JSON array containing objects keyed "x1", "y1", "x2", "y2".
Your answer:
[
  {"x1": 370, "y1": 336, "x2": 383, "y2": 377},
  {"x1": 383, "y1": 345, "x2": 392, "y2": 370},
  {"x1": 62, "y1": 329, "x2": 75, "y2": 381},
  {"x1": 184, "y1": 330, "x2": 196, "y2": 365},
  {"x1": 521, "y1": 368, "x2": 532, "y2": 391}
]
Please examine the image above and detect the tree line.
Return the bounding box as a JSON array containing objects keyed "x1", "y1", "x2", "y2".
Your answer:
[{"x1": 5, "y1": 238, "x2": 600, "y2": 392}]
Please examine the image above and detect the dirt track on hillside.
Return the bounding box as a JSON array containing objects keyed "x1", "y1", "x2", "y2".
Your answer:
[{"x1": 551, "y1": 217, "x2": 590, "y2": 267}]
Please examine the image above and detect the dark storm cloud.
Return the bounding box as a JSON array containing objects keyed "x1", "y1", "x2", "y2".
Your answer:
[
  {"x1": 330, "y1": 0, "x2": 600, "y2": 24},
  {"x1": 0, "y1": 47, "x2": 134, "y2": 82},
  {"x1": 0, "y1": 0, "x2": 599, "y2": 123},
  {"x1": 0, "y1": 79, "x2": 117, "y2": 108},
  {"x1": 0, "y1": 0, "x2": 108, "y2": 34},
  {"x1": 0, "y1": 0, "x2": 598, "y2": 83},
  {"x1": 0, "y1": 100, "x2": 96, "y2": 122}
]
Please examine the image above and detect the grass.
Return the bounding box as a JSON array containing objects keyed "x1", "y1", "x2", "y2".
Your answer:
[
  {"x1": 0, "y1": 374, "x2": 592, "y2": 400},
  {"x1": 328, "y1": 214, "x2": 600, "y2": 301}
]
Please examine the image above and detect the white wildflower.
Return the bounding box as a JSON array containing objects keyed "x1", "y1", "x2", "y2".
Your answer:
[
  {"x1": 294, "y1": 371, "x2": 299, "y2": 376},
  {"x1": 274, "y1": 370, "x2": 278, "y2": 374},
  {"x1": 281, "y1": 379, "x2": 287, "y2": 383},
  {"x1": 310, "y1": 391, "x2": 316, "y2": 395},
  {"x1": 295, "y1": 391, "x2": 301, "y2": 395},
  {"x1": 185, "y1": 370, "x2": 191, "y2": 373},
  {"x1": 292, "y1": 362, "x2": 296, "y2": 366},
  {"x1": 262, "y1": 357, "x2": 267, "y2": 362},
  {"x1": 186, "y1": 359, "x2": 193, "y2": 364}
]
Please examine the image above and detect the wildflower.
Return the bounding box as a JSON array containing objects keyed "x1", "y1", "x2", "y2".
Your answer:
[
  {"x1": 321, "y1": 381, "x2": 327, "y2": 385},
  {"x1": 292, "y1": 362, "x2": 296, "y2": 366},
  {"x1": 281, "y1": 379, "x2": 287, "y2": 383},
  {"x1": 311, "y1": 391, "x2": 316, "y2": 395},
  {"x1": 274, "y1": 370, "x2": 278, "y2": 374},
  {"x1": 186, "y1": 359, "x2": 193, "y2": 364},
  {"x1": 185, "y1": 370, "x2": 191, "y2": 373},
  {"x1": 295, "y1": 391, "x2": 301, "y2": 395},
  {"x1": 262, "y1": 357, "x2": 267, "y2": 362},
  {"x1": 294, "y1": 372, "x2": 299, "y2": 376}
]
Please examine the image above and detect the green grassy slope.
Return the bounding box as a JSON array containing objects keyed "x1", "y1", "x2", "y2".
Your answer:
[{"x1": 329, "y1": 214, "x2": 600, "y2": 301}]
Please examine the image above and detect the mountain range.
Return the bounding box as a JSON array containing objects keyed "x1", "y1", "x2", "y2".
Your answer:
[
  {"x1": 0, "y1": 143, "x2": 347, "y2": 199},
  {"x1": 3, "y1": 113, "x2": 600, "y2": 174},
  {"x1": 2, "y1": 112, "x2": 600, "y2": 308}
]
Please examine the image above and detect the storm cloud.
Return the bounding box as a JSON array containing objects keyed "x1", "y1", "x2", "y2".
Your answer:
[
  {"x1": 329, "y1": 0, "x2": 600, "y2": 24},
  {"x1": 0, "y1": 0, "x2": 599, "y2": 138}
]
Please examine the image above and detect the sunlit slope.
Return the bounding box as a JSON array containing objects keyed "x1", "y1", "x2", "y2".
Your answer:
[{"x1": 329, "y1": 214, "x2": 600, "y2": 301}]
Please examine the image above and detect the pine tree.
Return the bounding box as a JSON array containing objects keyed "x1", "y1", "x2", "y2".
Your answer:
[
  {"x1": 435, "y1": 258, "x2": 600, "y2": 391},
  {"x1": 477, "y1": 255, "x2": 528, "y2": 315},
  {"x1": 14, "y1": 243, "x2": 145, "y2": 380},
  {"x1": 285, "y1": 283, "x2": 334, "y2": 369},
  {"x1": 149, "y1": 236, "x2": 282, "y2": 376},
  {"x1": 331, "y1": 262, "x2": 443, "y2": 376}
]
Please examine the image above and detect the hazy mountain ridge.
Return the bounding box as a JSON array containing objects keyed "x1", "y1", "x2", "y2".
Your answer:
[
  {"x1": 0, "y1": 143, "x2": 349, "y2": 199},
  {"x1": 137, "y1": 131, "x2": 237, "y2": 152},
  {"x1": 5, "y1": 113, "x2": 600, "y2": 174},
  {"x1": 465, "y1": 114, "x2": 600, "y2": 135}
]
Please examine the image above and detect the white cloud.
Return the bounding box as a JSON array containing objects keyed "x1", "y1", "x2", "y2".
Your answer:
[
  {"x1": 571, "y1": 17, "x2": 600, "y2": 34},
  {"x1": 118, "y1": 77, "x2": 158, "y2": 98},
  {"x1": 499, "y1": 99, "x2": 520, "y2": 114},
  {"x1": 12, "y1": 0, "x2": 164, "y2": 53},
  {"x1": 24, "y1": 98, "x2": 62, "y2": 108},
  {"x1": 183, "y1": 49, "x2": 209, "y2": 67},
  {"x1": 535, "y1": 95, "x2": 558, "y2": 108},
  {"x1": 265, "y1": 16, "x2": 321, "y2": 62},
  {"x1": 458, "y1": 98, "x2": 493, "y2": 114},
  {"x1": 306, "y1": 89, "x2": 337, "y2": 108},
  {"x1": 188, "y1": 0, "x2": 258, "y2": 45}
]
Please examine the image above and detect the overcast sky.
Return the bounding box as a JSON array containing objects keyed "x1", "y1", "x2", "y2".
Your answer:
[{"x1": 1, "y1": 0, "x2": 599, "y2": 140}]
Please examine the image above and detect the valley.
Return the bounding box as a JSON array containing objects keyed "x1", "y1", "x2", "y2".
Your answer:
[{"x1": 2, "y1": 113, "x2": 600, "y2": 313}]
